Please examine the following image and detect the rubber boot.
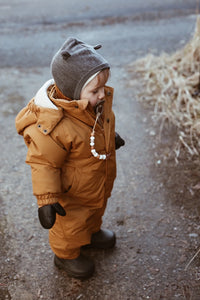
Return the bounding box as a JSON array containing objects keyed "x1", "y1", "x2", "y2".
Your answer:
[
  {"x1": 54, "y1": 253, "x2": 95, "y2": 279},
  {"x1": 83, "y1": 229, "x2": 116, "y2": 249}
]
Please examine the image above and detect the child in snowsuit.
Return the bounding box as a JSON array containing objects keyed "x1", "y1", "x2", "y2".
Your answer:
[{"x1": 15, "y1": 37, "x2": 125, "y2": 279}]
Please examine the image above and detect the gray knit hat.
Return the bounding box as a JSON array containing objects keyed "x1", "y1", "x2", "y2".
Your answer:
[{"x1": 51, "y1": 37, "x2": 110, "y2": 100}]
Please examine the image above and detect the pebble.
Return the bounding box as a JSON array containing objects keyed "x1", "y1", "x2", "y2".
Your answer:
[{"x1": 189, "y1": 233, "x2": 198, "y2": 238}]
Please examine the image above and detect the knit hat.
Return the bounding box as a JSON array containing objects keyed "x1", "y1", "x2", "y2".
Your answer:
[{"x1": 51, "y1": 37, "x2": 110, "y2": 100}]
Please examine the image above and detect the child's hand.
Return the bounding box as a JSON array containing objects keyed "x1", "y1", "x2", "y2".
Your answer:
[
  {"x1": 115, "y1": 132, "x2": 125, "y2": 150},
  {"x1": 38, "y1": 203, "x2": 66, "y2": 229}
]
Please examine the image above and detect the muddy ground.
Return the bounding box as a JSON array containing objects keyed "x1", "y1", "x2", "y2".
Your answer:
[{"x1": 1, "y1": 7, "x2": 200, "y2": 300}]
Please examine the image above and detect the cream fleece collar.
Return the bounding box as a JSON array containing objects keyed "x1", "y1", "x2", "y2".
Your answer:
[{"x1": 34, "y1": 79, "x2": 58, "y2": 110}]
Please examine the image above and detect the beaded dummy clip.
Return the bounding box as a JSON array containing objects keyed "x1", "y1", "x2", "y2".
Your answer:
[{"x1": 90, "y1": 103, "x2": 110, "y2": 160}]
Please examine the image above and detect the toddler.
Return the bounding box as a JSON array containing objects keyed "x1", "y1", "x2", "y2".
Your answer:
[{"x1": 15, "y1": 37, "x2": 125, "y2": 279}]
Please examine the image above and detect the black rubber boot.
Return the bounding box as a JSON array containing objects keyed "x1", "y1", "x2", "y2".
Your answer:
[
  {"x1": 83, "y1": 229, "x2": 116, "y2": 249},
  {"x1": 54, "y1": 253, "x2": 95, "y2": 279}
]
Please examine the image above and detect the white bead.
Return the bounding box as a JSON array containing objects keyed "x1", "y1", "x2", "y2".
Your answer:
[
  {"x1": 90, "y1": 142, "x2": 95, "y2": 146},
  {"x1": 91, "y1": 149, "x2": 98, "y2": 157}
]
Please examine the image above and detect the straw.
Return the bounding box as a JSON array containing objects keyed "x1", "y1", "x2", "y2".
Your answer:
[{"x1": 129, "y1": 16, "x2": 200, "y2": 160}]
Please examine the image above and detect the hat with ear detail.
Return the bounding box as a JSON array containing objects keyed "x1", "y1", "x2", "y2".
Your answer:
[{"x1": 51, "y1": 37, "x2": 110, "y2": 100}]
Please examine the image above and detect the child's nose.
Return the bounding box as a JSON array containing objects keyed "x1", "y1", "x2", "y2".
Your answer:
[{"x1": 98, "y1": 88, "x2": 105, "y2": 99}]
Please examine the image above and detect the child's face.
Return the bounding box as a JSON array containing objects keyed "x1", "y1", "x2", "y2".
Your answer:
[{"x1": 80, "y1": 69, "x2": 109, "y2": 107}]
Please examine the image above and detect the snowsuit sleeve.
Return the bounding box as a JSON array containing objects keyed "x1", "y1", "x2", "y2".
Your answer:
[{"x1": 23, "y1": 124, "x2": 68, "y2": 206}]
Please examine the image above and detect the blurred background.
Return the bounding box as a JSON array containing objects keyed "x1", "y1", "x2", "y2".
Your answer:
[{"x1": 1, "y1": 1, "x2": 200, "y2": 299}]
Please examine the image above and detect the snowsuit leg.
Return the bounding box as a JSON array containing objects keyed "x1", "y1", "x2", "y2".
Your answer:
[{"x1": 49, "y1": 198, "x2": 108, "y2": 259}]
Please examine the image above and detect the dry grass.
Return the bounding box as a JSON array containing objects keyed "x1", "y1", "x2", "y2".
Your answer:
[{"x1": 129, "y1": 16, "x2": 200, "y2": 161}]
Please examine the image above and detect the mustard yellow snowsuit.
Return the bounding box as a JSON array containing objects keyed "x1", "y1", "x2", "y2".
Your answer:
[{"x1": 15, "y1": 80, "x2": 116, "y2": 259}]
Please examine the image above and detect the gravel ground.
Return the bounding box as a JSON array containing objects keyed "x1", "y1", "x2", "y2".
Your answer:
[{"x1": 1, "y1": 12, "x2": 200, "y2": 300}]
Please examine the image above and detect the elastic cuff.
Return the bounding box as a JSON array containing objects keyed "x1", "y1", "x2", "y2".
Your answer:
[
  {"x1": 36, "y1": 193, "x2": 61, "y2": 206},
  {"x1": 54, "y1": 248, "x2": 80, "y2": 260}
]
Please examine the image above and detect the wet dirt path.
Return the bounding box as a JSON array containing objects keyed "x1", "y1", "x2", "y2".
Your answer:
[{"x1": 1, "y1": 13, "x2": 200, "y2": 300}]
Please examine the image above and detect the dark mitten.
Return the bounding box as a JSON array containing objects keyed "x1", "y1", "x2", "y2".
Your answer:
[
  {"x1": 38, "y1": 203, "x2": 66, "y2": 229},
  {"x1": 115, "y1": 132, "x2": 125, "y2": 150}
]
